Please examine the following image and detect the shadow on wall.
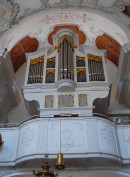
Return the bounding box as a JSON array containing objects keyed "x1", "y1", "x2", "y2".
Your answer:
[{"x1": 25, "y1": 100, "x2": 40, "y2": 117}]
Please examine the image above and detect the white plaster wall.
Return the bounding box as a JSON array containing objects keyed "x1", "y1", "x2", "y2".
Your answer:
[
  {"x1": 0, "y1": 118, "x2": 123, "y2": 165},
  {"x1": 1, "y1": 117, "x2": 130, "y2": 168},
  {"x1": 0, "y1": 128, "x2": 19, "y2": 165},
  {"x1": 106, "y1": 59, "x2": 127, "y2": 111},
  {"x1": 7, "y1": 63, "x2": 29, "y2": 123}
]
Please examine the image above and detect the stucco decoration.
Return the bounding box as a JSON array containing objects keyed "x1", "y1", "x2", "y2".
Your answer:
[
  {"x1": 83, "y1": 26, "x2": 104, "y2": 48},
  {"x1": 46, "y1": 0, "x2": 63, "y2": 7},
  {"x1": 49, "y1": 121, "x2": 85, "y2": 151},
  {"x1": 0, "y1": 0, "x2": 19, "y2": 36},
  {"x1": 48, "y1": 25, "x2": 87, "y2": 45},
  {"x1": 113, "y1": 0, "x2": 130, "y2": 11},
  {"x1": 39, "y1": 12, "x2": 93, "y2": 25},
  {"x1": 29, "y1": 27, "x2": 51, "y2": 48},
  {"x1": 99, "y1": 123, "x2": 115, "y2": 144},
  {"x1": 0, "y1": 0, "x2": 130, "y2": 38},
  {"x1": 21, "y1": 127, "x2": 35, "y2": 146}
]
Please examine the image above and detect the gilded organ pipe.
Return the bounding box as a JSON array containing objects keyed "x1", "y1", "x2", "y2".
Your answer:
[{"x1": 27, "y1": 56, "x2": 44, "y2": 84}]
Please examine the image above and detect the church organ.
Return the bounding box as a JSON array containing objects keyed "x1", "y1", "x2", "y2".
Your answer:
[
  {"x1": 24, "y1": 28, "x2": 109, "y2": 117},
  {"x1": 26, "y1": 30, "x2": 107, "y2": 85}
]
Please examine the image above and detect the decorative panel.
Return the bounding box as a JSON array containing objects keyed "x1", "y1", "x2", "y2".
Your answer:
[
  {"x1": 45, "y1": 95, "x2": 54, "y2": 108},
  {"x1": 78, "y1": 94, "x2": 88, "y2": 107},
  {"x1": 18, "y1": 122, "x2": 37, "y2": 158},
  {"x1": 58, "y1": 94, "x2": 74, "y2": 108},
  {"x1": 48, "y1": 120, "x2": 87, "y2": 153},
  {"x1": 97, "y1": 120, "x2": 118, "y2": 156}
]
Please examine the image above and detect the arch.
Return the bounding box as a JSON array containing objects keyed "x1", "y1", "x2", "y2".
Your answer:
[{"x1": 0, "y1": 8, "x2": 129, "y2": 54}]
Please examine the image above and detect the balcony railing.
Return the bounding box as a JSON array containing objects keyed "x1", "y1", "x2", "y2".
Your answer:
[{"x1": 0, "y1": 113, "x2": 129, "y2": 129}]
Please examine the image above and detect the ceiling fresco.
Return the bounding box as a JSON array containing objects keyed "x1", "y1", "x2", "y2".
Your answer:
[
  {"x1": 96, "y1": 34, "x2": 121, "y2": 66},
  {"x1": 0, "y1": 0, "x2": 129, "y2": 71},
  {"x1": 0, "y1": 0, "x2": 130, "y2": 37},
  {"x1": 10, "y1": 36, "x2": 38, "y2": 72}
]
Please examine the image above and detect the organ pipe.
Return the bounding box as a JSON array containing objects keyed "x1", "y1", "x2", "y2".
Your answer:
[
  {"x1": 27, "y1": 56, "x2": 44, "y2": 84},
  {"x1": 58, "y1": 36, "x2": 74, "y2": 80},
  {"x1": 87, "y1": 54, "x2": 105, "y2": 82}
]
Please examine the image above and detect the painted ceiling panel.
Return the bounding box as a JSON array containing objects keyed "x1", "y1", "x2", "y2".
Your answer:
[
  {"x1": 10, "y1": 36, "x2": 38, "y2": 72},
  {"x1": 0, "y1": 0, "x2": 129, "y2": 36},
  {"x1": 96, "y1": 34, "x2": 121, "y2": 66}
]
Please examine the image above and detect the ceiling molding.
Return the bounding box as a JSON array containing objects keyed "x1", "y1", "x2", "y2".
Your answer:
[{"x1": 0, "y1": 0, "x2": 130, "y2": 38}]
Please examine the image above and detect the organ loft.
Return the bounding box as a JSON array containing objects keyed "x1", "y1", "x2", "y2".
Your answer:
[{"x1": 23, "y1": 27, "x2": 111, "y2": 117}]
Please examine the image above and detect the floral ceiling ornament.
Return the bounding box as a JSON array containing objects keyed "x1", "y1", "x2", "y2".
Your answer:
[
  {"x1": 0, "y1": 0, "x2": 19, "y2": 36},
  {"x1": 0, "y1": 0, "x2": 129, "y2": 37}
]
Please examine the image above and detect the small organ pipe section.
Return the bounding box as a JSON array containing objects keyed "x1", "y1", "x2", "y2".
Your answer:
[
  {"x1": 87, "y1": 54, "x2": 105, "y2": 81},
  {"x1": 27, "y1": 56, "x2": 44, "y2": 84}
]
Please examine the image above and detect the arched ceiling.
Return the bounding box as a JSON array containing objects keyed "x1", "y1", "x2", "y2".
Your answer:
[
  {"x1": 10, "y1": 36, "x2": 38, "y2": 72},
  {"x1": 0, "y1": 0, "x2": 130, "y2": 38},
  {"x1": 0, "y1": 0, "x2": 129, "y2": 71},
  {"x1": 96, "y1": 34, "x2": 121, "y2": 66},
  {"x1": 0, "y1": 0, "x2": 130, "y2": 34}
]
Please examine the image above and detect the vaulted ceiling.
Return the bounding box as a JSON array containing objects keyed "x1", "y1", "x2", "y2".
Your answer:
[
  {"x1": 0, "y1": 0, "x2": 130, "y2": 72},
  {"x1": 0, "y1": 0, "x2": 130, "y2": 36}
]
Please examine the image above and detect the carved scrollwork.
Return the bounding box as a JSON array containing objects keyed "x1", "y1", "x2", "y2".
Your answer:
[
  {"x1": 46, "y1": 0, "x2": 63, "y2": 7},
  {"x1": 87, "y1": 53, "x2": 102, "y2": 62},
  {"x1": 0, "y1": 0, "x2": 129, "y2": 37},
  {"x1": 0, "y1": 0, "x2": 19, "y2": 36},
  {"x1": 99, "y1": 123, "x2": 115, "y2": 144},
  {"x1": 21, "y1": 127, "x2": 35, "y2": 146},
  {"x1": 30, "y1": 56, "x2": 44, "y2": 65}
]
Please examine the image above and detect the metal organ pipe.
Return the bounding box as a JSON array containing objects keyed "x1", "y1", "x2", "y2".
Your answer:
[
  {"x1": 27, "y1": 57, "x2": 44, "y2": 84},
  {"x1": 58, "y1": 37, "x2": 74, "y2": 80}
]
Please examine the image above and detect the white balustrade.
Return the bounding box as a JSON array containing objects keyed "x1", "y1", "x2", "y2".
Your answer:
[{"x1": 0, "y1": 117, "x2": 130, "y2": 165}]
